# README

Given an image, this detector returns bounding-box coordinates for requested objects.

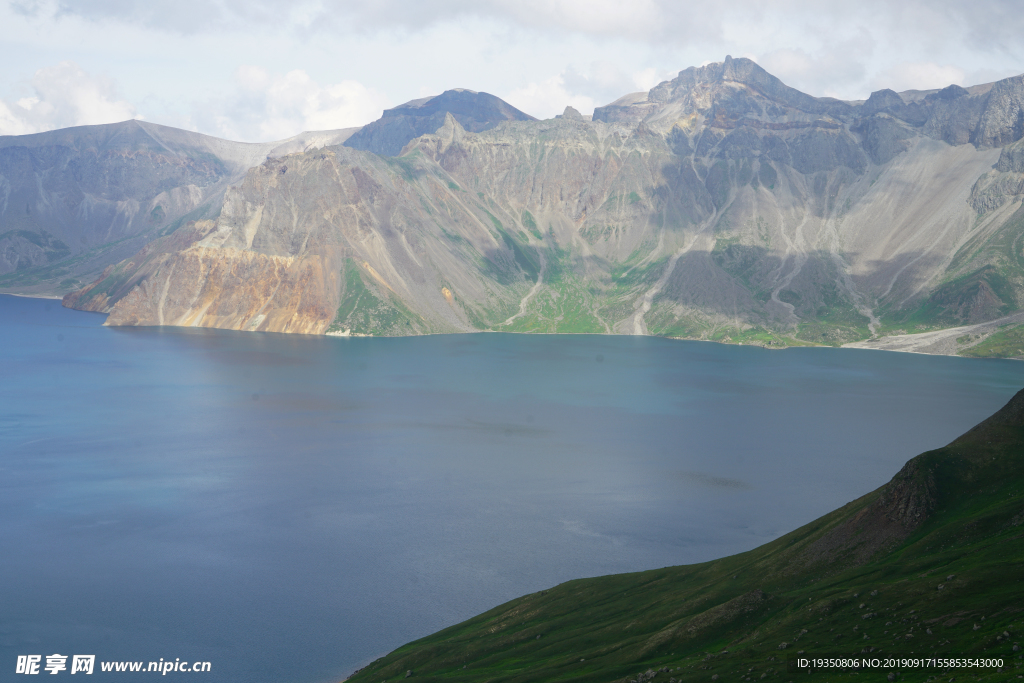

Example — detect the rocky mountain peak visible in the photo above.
[559,106,584,121]
[928,84,970,102]
[861,88,905,116]
[589,58,1024,156]
[594,56,853,129]
[649,55,791,101]
[344,89,535,157]
[410,112,468,156]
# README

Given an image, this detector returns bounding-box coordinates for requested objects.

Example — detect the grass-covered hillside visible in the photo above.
[345,389,1024,683]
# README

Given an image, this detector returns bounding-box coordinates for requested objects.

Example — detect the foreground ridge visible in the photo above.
[345,389,1024,682]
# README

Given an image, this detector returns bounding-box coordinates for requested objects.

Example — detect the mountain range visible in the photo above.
[0,121,356,295]
[3,57,1024,356]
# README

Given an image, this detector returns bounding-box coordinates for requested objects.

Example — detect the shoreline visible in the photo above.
[2,292,64,300]
[6,292,1020,360]
[842,310,1024,359]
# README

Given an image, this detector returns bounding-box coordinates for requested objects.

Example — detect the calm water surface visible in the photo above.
[2,294,1022,682]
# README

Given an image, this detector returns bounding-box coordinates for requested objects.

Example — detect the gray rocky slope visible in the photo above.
[344,89,536,157]
[51,58,1024,350]
[0,120,355,295]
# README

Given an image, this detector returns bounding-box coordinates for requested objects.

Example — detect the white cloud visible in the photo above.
[28,0,674,38]
[515,61,686,119]
[505,75,596,120]
[0,61,137,135]
[35,0,1024,57]
[0,61,390,142]
[758,49,816,83]
[236,64,272,92]
[633,68,672,92]
[757,33,872,100]
[191,67,391,142]
[495,0,668,39]
[3,0,1024,139]
[504,62,673,120]
[0,102,33,136]
[870,62,969,94]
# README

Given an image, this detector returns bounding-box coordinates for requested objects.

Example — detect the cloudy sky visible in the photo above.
[0,0,1021,142]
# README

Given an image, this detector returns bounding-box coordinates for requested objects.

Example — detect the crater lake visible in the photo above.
[2,293,1023,682]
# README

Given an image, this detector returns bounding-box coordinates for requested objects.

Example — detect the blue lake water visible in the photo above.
[2,293,1023,682]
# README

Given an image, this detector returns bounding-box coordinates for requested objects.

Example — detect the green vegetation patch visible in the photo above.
[758,162,777,190]
[579,223,621,245]
[609,255,667,289]
[439,225,467,245]
[521,210,542,240]
[710,240,771,303]
[947,202,1024,276]
[159,201,217,237]
[961,323,1024,358]
[386,153,423,182]
[793,282,872,346]
[0,230,72,263]
[502,244,611,333]
[795,318,869,347]
[650,314,805,348]
[882,202,1024,337]
[503,276,605,334]
[646,309,728,341]
[896,265,1016,329]
[484,211,540,283]
[71,263,136,302]
[328,259,426,336]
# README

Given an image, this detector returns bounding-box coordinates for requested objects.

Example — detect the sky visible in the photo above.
[0,0,1022,143]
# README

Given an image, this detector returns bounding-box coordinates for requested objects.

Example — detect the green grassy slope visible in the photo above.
[345,390,1024,683]
[962,323,1024,359]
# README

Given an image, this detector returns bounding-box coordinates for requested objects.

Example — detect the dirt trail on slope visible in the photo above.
[630,206,721,335]
[767,210,809,326]
[499,252,547,327]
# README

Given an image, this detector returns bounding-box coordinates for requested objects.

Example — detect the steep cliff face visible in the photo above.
[66,140,539,334]
[0,121,355,296]
[64,59,1024,347]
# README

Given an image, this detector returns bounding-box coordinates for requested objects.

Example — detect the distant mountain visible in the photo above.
[342,386,1024,682]
[343,88,536,157]
[0,120,355,295]
[6,56,1021,355]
